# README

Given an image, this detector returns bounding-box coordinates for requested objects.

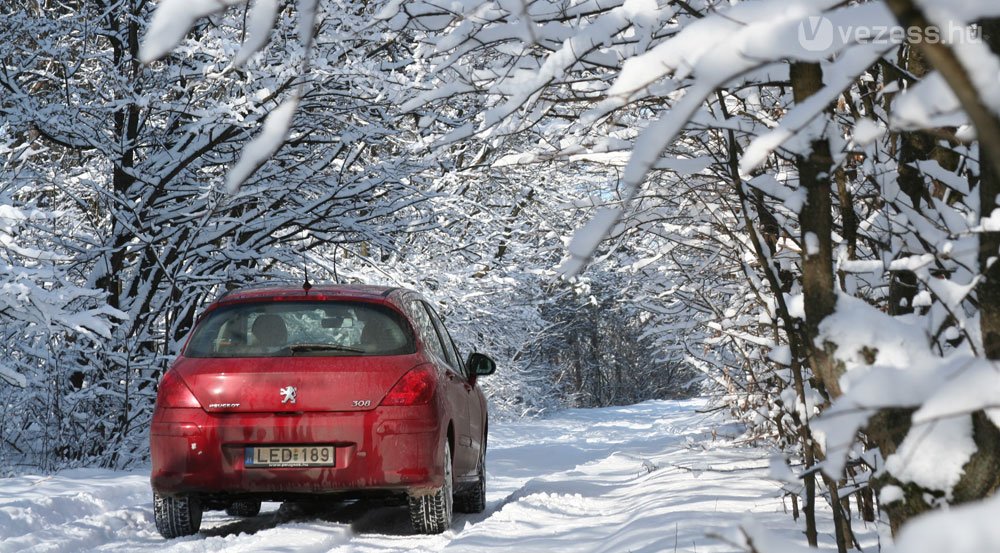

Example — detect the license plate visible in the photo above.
[244,446,335,467]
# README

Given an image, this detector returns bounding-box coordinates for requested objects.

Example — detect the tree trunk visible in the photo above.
[888,45,930,316]
[791,62,842,399]
[977,19,1000,359]
[822,475,849,553]
[866,407,920,535]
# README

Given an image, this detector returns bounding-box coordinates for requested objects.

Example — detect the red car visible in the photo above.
[149,284,495,538]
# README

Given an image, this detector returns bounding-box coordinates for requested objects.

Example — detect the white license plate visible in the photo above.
[244,446,335,467]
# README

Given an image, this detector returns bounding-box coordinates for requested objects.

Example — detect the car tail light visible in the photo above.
[381,367,435,406]
[156,370,201,408]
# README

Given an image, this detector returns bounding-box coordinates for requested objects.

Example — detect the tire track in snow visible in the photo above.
[1,400,846,552]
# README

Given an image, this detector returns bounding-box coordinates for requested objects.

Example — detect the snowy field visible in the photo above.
[0,400,863,552]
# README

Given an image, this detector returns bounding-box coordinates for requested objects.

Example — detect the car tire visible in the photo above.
[153,491,202,539]
[408,441,453,534]
[225,499,262,517]
[454,448,486,513]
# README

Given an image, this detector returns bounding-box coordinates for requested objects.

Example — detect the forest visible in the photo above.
[2,0,999,551]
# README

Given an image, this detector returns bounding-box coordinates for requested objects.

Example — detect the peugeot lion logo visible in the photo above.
[279,386,297,404]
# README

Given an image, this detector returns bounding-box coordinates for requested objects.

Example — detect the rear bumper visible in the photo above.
[150,406,444,497]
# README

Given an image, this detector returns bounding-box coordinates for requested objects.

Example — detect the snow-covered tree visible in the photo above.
[385,0,1000,548]
[0,0,436,466]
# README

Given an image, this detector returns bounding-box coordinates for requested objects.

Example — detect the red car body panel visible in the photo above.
[177,355,419,414]
[150,285,487,501]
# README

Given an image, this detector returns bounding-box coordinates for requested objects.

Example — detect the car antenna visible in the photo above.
[303,266,312,293]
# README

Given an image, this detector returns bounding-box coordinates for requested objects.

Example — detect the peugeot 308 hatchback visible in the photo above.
[150,284,496,538]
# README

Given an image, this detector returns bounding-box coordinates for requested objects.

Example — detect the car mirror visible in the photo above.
[466,352,496,376]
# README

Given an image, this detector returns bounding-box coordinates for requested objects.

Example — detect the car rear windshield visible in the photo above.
[184,301,415,358]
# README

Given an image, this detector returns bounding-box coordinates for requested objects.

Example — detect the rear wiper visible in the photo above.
[287,343,364,355]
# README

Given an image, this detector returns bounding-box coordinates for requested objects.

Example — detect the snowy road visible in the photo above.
[1,400,838,552]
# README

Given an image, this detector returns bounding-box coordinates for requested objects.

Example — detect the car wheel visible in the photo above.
[153,491,203,539]
[408,441,454,534]
[225,499,262,517]
[454,448,486,513]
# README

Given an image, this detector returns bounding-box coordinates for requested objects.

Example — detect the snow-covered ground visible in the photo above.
[0,400,864,552]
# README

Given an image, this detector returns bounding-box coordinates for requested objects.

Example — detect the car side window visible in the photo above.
[448,335,465,375]
[421,302,463,375]
[408,299,448,363]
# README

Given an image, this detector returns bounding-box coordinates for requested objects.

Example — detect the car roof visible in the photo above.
[214,283,405,305]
